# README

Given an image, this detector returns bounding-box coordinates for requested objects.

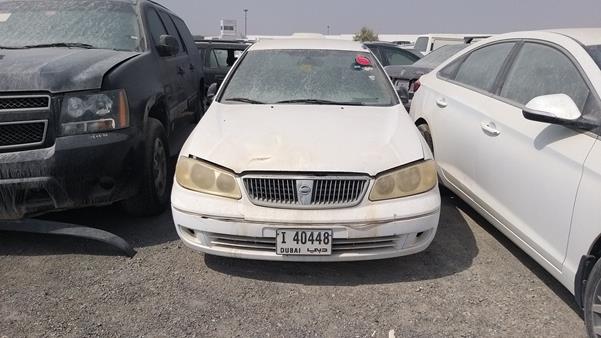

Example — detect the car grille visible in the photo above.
[243,176,370,209]
[0,121,47,149]
[206,233,401,253]
[0,96,50,111]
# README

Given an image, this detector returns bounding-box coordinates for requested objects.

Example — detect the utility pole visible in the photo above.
[327,25,330,35]
[243,9,248,38]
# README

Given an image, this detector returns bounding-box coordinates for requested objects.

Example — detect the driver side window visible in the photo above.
[499,43,590,111]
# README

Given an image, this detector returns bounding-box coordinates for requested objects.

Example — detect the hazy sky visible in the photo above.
[156,0,601,37]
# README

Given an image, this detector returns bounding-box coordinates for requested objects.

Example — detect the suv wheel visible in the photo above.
[121,118,170,216]
[417,123,434,154]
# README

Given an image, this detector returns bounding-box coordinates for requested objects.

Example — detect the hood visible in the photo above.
[0,48,140,93]
[181,103,425,176]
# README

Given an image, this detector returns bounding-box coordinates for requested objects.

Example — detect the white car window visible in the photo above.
[500,43,590,110]
[453,43,515,92]
[220,49,398,106]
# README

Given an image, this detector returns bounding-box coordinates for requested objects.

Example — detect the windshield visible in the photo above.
[0,0,141,51]
[220,49,398,106]
[587,45,601,69]
[413,44,468,69]
[414,37,429,52]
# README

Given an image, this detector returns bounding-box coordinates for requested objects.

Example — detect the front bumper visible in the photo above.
[0,130,141,219]
[171,182,441,262]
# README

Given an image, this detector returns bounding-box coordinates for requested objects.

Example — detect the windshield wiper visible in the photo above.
[0,45,27,50]
[275,99,365,106]
[225,97,265,104]
[23,42,97,49]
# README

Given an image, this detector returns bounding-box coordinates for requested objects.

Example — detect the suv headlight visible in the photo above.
[369,160,437,201]
[60,89,129,136]
[175,157,242,199]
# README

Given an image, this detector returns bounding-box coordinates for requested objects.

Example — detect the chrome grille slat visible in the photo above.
[243,175,369,209]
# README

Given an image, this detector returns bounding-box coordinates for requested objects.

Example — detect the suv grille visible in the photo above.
[243,176,369,209]
[0,96,50,111]
[0,121,47,149]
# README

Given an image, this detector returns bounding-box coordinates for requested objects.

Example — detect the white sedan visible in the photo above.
[171,38,441,262]
[410,28,601,335]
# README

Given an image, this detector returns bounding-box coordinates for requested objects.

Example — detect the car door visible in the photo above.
[427,42,517,196]
[157,11,191,121]
[171,15,201,106]
[475,41,598,270]
[145,7,181,136]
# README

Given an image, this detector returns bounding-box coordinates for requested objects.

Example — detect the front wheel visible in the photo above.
[585,258,601,337]
[417,123,434,155]
[121,118,170,217]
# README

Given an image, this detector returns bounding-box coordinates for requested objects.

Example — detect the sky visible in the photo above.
[156,0,601,37]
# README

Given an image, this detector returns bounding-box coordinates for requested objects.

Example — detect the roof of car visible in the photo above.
[546,28,601,46]
[249,38,368,52]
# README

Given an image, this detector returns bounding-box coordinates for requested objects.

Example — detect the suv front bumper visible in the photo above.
[0,130,141,220]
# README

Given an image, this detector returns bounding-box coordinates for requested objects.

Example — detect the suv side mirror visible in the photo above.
[158,35,179,57]
[206,83,218,103]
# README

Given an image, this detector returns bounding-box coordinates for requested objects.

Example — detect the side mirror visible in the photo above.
[206,83,218,103]
[157,35,179,57]
[523,94,599,129]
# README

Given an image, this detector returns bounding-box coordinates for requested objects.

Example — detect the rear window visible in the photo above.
[220,49,398,106]
[587,45,601,69]
[413,44,468,69]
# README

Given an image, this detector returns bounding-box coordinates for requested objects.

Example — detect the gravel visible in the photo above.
[0,191,586,337]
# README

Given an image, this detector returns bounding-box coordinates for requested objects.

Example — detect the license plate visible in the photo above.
[276,229,333,256]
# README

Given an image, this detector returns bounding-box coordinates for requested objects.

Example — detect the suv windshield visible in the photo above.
[587,45,601,69]
[414,44,468,69]
[0,0,141,51]
[220,49,398,106]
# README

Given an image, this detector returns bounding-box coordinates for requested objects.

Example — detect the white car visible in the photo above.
[171,38,441,262]
[409,28,601,335]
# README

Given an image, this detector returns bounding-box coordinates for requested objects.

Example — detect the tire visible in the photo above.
[193,89,206,123]
[417,123,434,155]
[121,118,170,217]
[585,258,601,337]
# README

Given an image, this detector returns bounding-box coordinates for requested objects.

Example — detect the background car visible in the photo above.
[409,28,601,336]
[195,39,250,108]
[411,34,491,55]
[0,0,202,219]
[364,41,421,67]
[385,44,470,110]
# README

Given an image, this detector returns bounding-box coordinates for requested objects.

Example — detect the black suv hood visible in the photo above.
[0,48,140,93]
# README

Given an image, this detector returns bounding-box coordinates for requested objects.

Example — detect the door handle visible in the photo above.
[177,66,185,76]
[189,64,195,71]
[436,98,448,108]
[481,122,500,136]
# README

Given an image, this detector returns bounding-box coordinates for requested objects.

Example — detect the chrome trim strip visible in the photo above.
[0,120,48,150]
[0,95,51,112]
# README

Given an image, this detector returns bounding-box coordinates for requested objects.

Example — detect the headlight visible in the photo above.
[175,157,242,199]
[60,89,129,136]
[369,160,437,201]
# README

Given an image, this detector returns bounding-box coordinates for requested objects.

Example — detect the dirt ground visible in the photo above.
[0,191,586,337]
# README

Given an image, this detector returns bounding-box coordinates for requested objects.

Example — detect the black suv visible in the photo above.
[0,0,203,219]
[195,40,249,104]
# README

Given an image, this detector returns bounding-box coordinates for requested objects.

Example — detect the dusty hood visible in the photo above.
[181,103,425,176]
[0,48,140,92]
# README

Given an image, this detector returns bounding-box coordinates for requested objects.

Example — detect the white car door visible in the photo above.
[475,41,598,270]
[425,42,516,196]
